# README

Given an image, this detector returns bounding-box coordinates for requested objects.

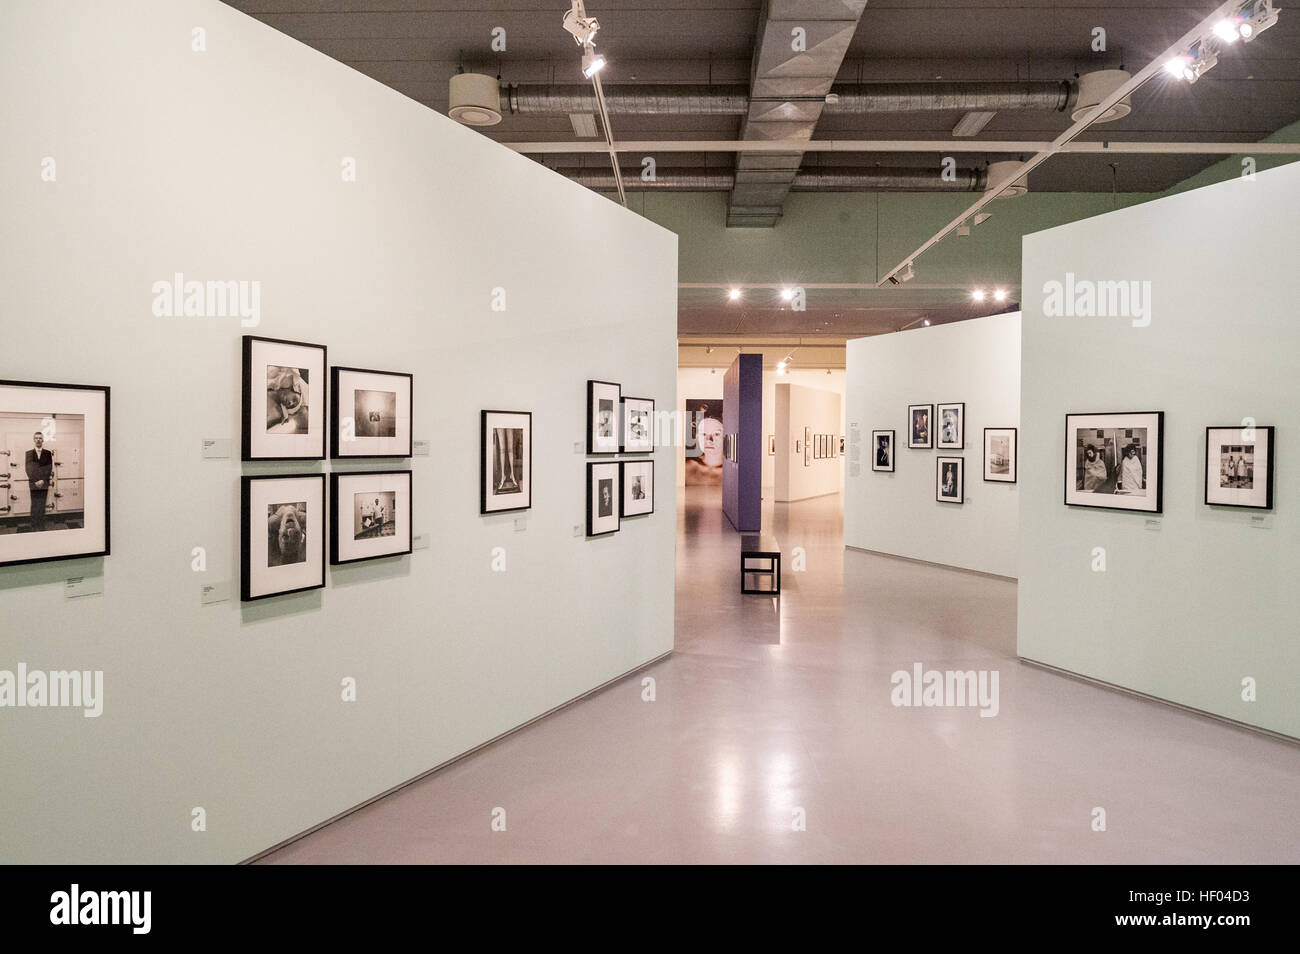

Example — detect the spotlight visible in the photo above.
[776,362,787,376]
[993,288,1007,302]
[780,287,794,301]
[581,52,607,78]
[1244,0,1279,39]
[1164,54,1191,79]
[1213,18,1243,43]
[900,262,915,283]
[728,287,741,301]
[972,289,986,302]
[562,1,600,46]
[923,319,931,327]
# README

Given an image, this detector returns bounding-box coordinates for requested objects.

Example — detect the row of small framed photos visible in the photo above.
[907,402,965,449]
[242,471,411,601]
[871,427,1018,486]
[243,335,412,461]
[586,380,654,455]
[869,412,1277,513]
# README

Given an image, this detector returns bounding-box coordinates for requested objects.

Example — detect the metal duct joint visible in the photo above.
[500,81,1074,116]
[555,166,987,192]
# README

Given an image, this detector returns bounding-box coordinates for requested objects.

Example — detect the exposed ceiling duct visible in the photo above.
[552,165,987,192]
[497,80,1075,117]
[728,0,870,228]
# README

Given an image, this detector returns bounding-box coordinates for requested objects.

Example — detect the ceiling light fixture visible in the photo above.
[923,319,931,327]
[582,51,607,78]
[562,0,600,46]
[780,287,794,301]
[728,287,741,301]
[972,289,986,302]
[993,288,1007,302]
[900,262,915,282]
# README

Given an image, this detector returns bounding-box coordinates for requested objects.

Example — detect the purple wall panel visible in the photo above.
[722,353,763,532]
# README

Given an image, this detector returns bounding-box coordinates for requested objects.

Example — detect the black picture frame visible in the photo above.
[1204,425,1274,510]
[620,396,655,454]
[937,402,965,449]
[586,461,620,536]
[240,473,326,601]
[1064,411,1164,513]
[936,456,964,504]
[620,459,655,517]
[587,380,621,455]
[330,470,413,565]
[908,404,934,449]
[330,366,413,459]
[983,427,1018,483]
[871,429,895,472]
[0,380,111,569]
[242,335,328,461]
[480,409,532,514]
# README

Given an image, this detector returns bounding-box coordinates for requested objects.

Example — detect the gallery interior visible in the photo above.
[2,0,1298,871]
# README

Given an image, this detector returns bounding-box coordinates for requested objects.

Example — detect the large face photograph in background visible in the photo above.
[0,381,110,568]
[1064,412,1163,513]
[684,399,724,486]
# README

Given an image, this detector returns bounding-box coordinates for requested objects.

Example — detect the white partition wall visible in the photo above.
[844,313,1021,577]
[1020,164,1299,739]
[774,382,843,502]
[0,0,677,862]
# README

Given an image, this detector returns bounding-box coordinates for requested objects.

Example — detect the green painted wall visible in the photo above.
[633,121,1300,304]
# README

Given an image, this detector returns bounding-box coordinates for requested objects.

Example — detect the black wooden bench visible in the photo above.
[740,533,781,595]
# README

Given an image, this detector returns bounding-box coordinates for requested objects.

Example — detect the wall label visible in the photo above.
[412,533,431,550]
[200,580,232,605]
[65,576,104,599]
[201,438,231,459]
[412,440,431,457]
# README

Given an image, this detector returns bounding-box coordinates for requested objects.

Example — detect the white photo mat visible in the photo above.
[333,368,412,457]
[246,338,326,459]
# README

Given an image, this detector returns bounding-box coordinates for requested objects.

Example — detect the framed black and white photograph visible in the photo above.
[908,404,933,449]
[330,367,412,458]
[1064,412,1164,513]
[769,434,775,456]
[621,396,654,454]
[983,427,1017,483]
[937,402,965,449]
[0,380,110,569]
[587,461,620,536]
[481,410,531,514]
[1205,425,1274,509]
[587,380,621,455]
[620,459,654,518]
[241,473,325,601]
[840,436,845,455]
[872,429,895,472]
[242,335,327,461]
[804,426,811,466]
[330,470,412,565]
[936,456,964,504]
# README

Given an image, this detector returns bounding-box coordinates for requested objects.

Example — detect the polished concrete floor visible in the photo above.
[261,487,1300,864]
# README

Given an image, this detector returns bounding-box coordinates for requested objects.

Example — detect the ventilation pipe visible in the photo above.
[494,80,1076,118]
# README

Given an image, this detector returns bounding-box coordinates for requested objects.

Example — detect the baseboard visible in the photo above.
[239,649,674,864]
[1019,656,1300,747]
[844,544,1017,582]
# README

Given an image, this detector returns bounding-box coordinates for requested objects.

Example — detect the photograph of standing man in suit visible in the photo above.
[25,430,53,533]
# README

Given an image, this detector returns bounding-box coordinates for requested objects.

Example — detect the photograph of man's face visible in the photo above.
[598,479,613,517]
